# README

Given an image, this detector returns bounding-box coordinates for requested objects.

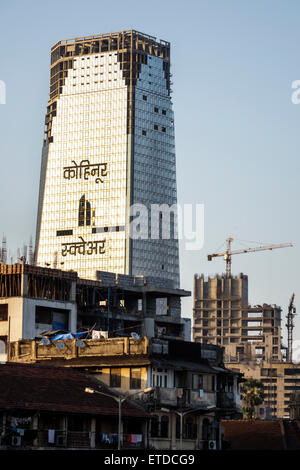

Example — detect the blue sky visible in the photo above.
[0,0,299,345]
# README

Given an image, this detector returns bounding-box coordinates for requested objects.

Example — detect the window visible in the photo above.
[162,109,166,115]
[150,415,169,438]
[154,124,158,130]
[152,368,168,387]
[160,416,169,438]
[143,95,147,101]
[142,130,147,136]
[150,416,159,437]
[162,127,166,133]
[130,368,141,389]
[185,417,197,439]
[202,418,210,441]
[0,305,8,322]
[78,195,91,226]
[192,374,203,389]
[56,229,73,237]
[0,337,6,354]
[261,368,277,377]
[35,306,69,330]
[110,368,121,388]
[154,107,159,113]
[285,369,300,376]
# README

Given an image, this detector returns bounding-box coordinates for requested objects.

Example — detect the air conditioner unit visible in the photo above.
[56,434,66,447]
[208,440,217,450]
[11,435,22,446]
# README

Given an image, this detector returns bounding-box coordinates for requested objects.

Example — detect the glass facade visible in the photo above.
[35,31,180,287]
[132,55,179,286]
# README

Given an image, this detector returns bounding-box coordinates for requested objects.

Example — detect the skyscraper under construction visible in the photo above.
[35,30,180,286]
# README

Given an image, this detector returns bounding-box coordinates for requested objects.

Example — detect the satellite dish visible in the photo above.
[131,332,140,341]
[76,340,86,348]
[41,337,50,346]
[56,342,65,351]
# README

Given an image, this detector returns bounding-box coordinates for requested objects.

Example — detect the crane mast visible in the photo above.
[286,293,296,363]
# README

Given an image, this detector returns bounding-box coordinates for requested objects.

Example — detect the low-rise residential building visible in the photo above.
[0,362,148,449]
[8,336,242,450]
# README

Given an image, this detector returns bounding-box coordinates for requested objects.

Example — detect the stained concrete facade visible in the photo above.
[193,274,283,362]
[227,360,300,419]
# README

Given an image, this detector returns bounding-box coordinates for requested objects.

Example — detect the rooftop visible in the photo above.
[0,362,147,418]
[51,30,170,49]
[221,419,300,450]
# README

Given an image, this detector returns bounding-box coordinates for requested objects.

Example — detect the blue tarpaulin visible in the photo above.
[51,331,88,341]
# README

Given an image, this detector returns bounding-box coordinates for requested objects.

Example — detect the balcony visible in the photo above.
[9,337,150,362]
[150,387,216,409]
[0,429,144,449]
[216,392,236,409]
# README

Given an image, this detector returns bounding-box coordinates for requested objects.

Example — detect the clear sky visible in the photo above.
[0,0,299,347]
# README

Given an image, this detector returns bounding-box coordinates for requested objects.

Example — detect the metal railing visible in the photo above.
[0,429,144,449]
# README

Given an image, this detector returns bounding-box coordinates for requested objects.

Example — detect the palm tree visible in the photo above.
[240,378,264,419]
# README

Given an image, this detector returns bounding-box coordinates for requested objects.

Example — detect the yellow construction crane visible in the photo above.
[207,237,293,278]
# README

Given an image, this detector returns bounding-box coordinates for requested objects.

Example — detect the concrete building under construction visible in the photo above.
[192,273,300,419]
[193,273,283,362]
[0,262,190,362]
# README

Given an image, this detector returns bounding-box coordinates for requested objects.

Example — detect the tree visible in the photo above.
[240,378,264,419]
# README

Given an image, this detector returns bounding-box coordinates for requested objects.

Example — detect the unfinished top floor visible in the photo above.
[49,30,172,102]
[194,273,249,304]
[51,30,170,64]
[0,263,189,304]
[0,263,191,360]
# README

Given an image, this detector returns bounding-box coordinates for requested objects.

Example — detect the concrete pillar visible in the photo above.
[31,340,37,360]
[142,293,147,317]
[142,420,148,449]
[63,416,68,447]
[90,418,96,449]
[70,281,76,302]
[143,318,154,338]
[33,413,39,447]
[71,339,78,358]
[170,413,177,450]
[1,413,6,437]
[196,415,202,449]
[21,274,28,297]
[124,337,129,354]
[69,305,77,333]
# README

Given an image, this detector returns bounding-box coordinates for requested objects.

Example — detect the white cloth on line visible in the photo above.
[48,429,55,444]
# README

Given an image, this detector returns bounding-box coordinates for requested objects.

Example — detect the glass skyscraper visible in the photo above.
[35,30,180,287]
